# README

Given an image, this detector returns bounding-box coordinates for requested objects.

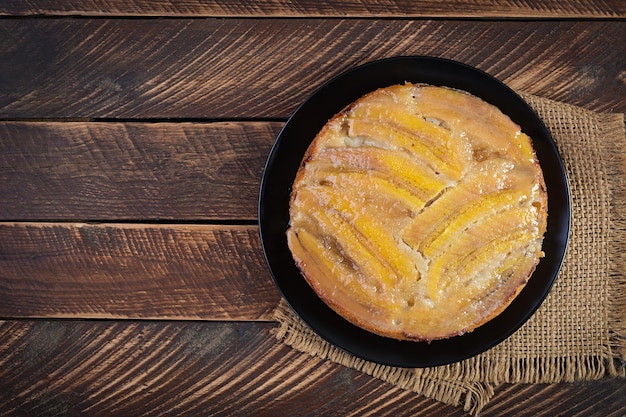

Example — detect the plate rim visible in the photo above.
[259,55,571,368]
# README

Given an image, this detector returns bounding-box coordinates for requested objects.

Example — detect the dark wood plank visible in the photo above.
[1,0,623,18]
[484,383,626,416]
[0,320,462,416]
[0,19,623,119]
[1,320,624,416]
[0,223,280,320]
[0,121,279,221]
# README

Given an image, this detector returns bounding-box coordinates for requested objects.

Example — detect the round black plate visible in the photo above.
[259,56,571,368]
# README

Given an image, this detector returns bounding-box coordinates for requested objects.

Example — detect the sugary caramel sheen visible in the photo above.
[287,83,547,341]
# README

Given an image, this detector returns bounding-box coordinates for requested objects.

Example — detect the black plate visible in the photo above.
[259,56,571,368]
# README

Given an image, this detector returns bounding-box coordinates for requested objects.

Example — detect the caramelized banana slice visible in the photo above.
[316,147,451,200]
[426,206,540,299]
[318,171,426,218]
[413,86,535,164]
[291,188,396,290]
[347,118,463,180]
[309,186,418,282]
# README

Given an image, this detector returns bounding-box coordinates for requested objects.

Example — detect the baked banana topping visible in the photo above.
[287,83,547,341]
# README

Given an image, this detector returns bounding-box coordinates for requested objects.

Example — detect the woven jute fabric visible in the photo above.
[272,94,626,415]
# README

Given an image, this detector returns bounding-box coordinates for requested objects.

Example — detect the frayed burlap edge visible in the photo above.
[600,111,626,363]
[272,297,621,416]
[521,94,626,377]
[272,299,496,416]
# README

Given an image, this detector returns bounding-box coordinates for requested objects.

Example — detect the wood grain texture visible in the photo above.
[0,121,279,221]
[0,19,624,119]
[0,223,279,320]
[0,320,624,417]
[0,320,460,416]
[1,5,623,416]
[1,0,624,18]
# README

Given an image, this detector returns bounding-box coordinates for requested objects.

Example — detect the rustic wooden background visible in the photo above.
[1,1,625,416]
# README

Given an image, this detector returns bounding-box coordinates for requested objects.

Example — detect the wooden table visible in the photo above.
[1,2,625,415]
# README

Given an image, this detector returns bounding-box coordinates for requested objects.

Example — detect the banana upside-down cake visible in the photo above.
[287,83,547,341]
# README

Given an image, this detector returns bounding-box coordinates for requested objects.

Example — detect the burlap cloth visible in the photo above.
[272,94,626,415]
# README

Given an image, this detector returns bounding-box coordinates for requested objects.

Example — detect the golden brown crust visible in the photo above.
[287,83,548,341]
